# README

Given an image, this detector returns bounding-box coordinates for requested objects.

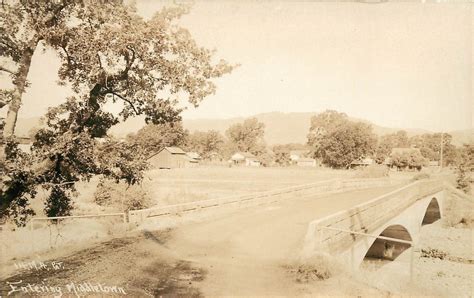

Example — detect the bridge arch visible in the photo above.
[422,197,441,225]
[364,224,412,261]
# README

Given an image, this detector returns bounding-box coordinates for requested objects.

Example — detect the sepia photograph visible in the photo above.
[0,0,473,297]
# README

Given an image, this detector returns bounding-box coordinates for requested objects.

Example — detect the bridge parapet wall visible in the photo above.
[128,177,403,223]
[303,179,444,256]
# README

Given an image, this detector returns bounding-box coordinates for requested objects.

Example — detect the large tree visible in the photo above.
[409,133,456,166]
[225,118,266,155]
[0,2,232,138]
[0,2,235,225]
[186,130,224,160]
[307,111,376,168]
[307,110,349,159]
[375,130,410,164]
[128,122,188,156]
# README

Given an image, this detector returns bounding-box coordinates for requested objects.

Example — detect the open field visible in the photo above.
[142,167,414,207]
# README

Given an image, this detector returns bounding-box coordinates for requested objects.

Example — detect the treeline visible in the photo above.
[127,109,472,172]
[307,110,465,170]
[126,118,272,164]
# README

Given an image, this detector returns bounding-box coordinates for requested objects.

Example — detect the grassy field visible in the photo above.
[143,167,357,206]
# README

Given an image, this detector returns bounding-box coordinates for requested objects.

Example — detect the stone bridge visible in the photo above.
[302,179,446,269]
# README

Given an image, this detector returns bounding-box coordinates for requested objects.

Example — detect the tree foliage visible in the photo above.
[186,130,224,160]
[225,118,266,155]
[128,122,188,156]
[307,110,376,168]
[409,133,456,166]
[456,144,474,193]
[374,130,409,164]
[0,1,235,225]
[390,149,427,171]
[272,145,291,166]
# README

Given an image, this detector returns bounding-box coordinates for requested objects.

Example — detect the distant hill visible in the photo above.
[182,112,432,145]
[15,112,473,146]
[449,129,474,146]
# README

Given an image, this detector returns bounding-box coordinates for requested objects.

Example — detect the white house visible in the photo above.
[350,157,374,169]
[290,150,309,162]
[231,152,260,167]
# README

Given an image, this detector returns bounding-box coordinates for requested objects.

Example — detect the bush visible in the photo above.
[94,179,152,212]
[285,253,343,283]
[353,164,389,179]
[411,173,431,182]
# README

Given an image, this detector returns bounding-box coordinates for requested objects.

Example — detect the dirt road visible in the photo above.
[1,186,398,297]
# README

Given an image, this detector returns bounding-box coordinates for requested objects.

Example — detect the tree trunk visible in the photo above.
[3,42,37,140]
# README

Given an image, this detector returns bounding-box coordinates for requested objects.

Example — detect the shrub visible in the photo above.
[285,253,343,283]
[94,179,152,212]
[353,164,389,179]
[411,173,430,182]
[420,248,447,260]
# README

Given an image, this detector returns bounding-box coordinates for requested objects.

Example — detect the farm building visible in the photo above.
[148,147,198,169]
[297,157,317,167]
[350,157,374,169]
[186,152,201,161]
[231,152,261,167]
[290,150,309,162]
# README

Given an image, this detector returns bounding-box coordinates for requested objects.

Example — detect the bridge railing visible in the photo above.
[128,177,402,223]
[304,179,443,254]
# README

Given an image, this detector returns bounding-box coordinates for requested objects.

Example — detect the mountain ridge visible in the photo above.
[14,112,473,146]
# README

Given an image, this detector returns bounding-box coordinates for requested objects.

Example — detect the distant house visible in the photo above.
[428,161,439,167]
[186,152,201,161]
[290,150,309,162]
[297,157,317,167]
[148,147,198,169]
[350,157,374,169]
[231,152,260,167]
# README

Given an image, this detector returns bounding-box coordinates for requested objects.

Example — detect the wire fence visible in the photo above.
[26,213,127,254]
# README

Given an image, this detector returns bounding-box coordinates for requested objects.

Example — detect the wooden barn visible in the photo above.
[148,147,198,169]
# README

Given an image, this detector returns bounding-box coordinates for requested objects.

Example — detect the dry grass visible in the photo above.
[143,167,354,206]
[352,164,389,179]
[284,253,344,283]
[443,189,474,228]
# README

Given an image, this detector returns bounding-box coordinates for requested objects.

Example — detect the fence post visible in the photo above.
[29,219,35,254]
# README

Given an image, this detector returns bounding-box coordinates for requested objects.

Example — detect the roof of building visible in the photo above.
[186,156,199,163]
[186,152,201,159]
[147,146,186,160]
[166,147,186,154]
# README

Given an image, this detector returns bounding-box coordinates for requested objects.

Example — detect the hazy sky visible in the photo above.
[3,1,473,132]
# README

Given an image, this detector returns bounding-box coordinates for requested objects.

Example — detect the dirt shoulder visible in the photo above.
[1,229,206,297]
